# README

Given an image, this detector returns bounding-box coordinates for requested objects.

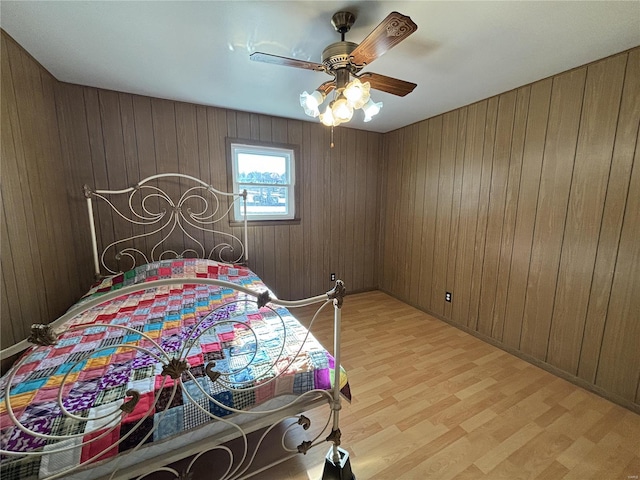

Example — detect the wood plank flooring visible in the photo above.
[266,290,640,480]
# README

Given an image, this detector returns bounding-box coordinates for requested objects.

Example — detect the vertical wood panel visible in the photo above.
[0,246,17,347]
[84,87,115,271]
[320,127,333,294]
[100,89,134,270]
[578,50,640,383]
[491,86,530,341]
[352,130,367,291]
[132,95,160,257]
[1,31,87,348]
[175,101,205,253]
[468,97,498,330]
[444,107,467,320]
[363,131,380,290]
[386,127,405,294]
[118,93,147,257]
[431,112,457,316]
[381,130,401,292]
[300,122,313,297]
[476,91,517,336]
[1,194,21,344]
[211,108,237,262]
[501,79,552,349]
[1,43,47,335]
[7,37,62,317]
[417,117,442,312]
[40,67,78,293]
[407,123,427,305]
[547,54,627,373]
[402,124,419,301]
[287,120,304,300]
[452,101,487,325]
[596,133,640,401]
[426,116,445,314]
[519,68,586,360]
[334,127,345,292]
[310,126,325,295]
[54,82,96,288]
[272,117,290,297]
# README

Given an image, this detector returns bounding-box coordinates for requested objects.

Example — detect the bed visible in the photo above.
[0,174,353,480]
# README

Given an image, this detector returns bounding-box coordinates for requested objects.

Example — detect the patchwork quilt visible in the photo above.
[0,259,349,479]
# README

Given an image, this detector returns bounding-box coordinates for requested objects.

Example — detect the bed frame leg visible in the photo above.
[322,446,355,480]
[323,280,355,479]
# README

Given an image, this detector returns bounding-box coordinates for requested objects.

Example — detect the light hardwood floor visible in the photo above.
[267,290,640,480]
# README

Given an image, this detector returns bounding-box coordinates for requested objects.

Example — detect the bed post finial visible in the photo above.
[326,280,346,308]
[257,290,271,309]
[28,324,58,346]
[161,358,189,379]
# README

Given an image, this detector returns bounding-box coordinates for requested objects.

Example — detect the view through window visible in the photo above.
[229,142,296,221]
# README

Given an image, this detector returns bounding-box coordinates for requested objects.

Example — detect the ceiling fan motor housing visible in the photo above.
[322,41,359,71]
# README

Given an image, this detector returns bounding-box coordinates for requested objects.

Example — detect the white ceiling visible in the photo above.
[1,1,639,133]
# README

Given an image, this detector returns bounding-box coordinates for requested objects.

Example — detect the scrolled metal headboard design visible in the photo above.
[84,173,249,276]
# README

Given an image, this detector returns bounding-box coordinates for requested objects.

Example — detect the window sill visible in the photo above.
[229,218,301,227]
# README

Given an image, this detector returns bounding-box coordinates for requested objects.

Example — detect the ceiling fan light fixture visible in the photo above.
[332,96,354,123]
[320,104,337,126]
[343,78,371,109]
[362,98,383,122]
[300,90,325,117]
[252,11,417,127]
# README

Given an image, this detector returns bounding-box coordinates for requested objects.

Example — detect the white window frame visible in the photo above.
[229,141,296,222]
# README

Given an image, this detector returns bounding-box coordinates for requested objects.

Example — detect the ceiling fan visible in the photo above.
[250,11,418,126]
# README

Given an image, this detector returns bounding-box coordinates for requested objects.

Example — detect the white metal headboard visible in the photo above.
[84,173,248,277]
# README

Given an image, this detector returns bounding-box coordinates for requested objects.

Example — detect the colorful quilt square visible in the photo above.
[153,406,184,441]
[118,416,154,452]
[156,384,184,411]
[182,397,210,429]
[209,391,233,418]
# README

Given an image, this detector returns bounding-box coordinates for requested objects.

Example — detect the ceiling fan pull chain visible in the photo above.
[331,125,335,149]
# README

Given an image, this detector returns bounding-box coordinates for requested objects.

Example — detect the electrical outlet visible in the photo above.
[330,273,336,281]
[445,292,452,303]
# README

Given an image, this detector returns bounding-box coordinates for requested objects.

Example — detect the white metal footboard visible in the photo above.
[0,278,347,480]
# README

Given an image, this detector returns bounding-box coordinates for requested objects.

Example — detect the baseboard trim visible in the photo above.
[379,288,640,415]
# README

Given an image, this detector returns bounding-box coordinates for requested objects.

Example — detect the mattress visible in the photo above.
[0,259,350,479]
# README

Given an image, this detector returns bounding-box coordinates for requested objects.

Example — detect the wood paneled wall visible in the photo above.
[379,48,640,410]
[1,32,92,351]
[53,88,381,301]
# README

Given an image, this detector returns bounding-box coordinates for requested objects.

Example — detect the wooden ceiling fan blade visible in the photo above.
[317,80,336,96]
[359,72,417,97]
[250,52,325,72]
[350,11,418,67]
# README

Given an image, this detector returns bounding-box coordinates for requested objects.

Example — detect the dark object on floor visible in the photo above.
[322,447,355,480]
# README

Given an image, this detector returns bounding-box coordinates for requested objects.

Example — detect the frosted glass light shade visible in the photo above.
[362,98,383,122]
[320,105,336,126]
[300,90,325,118]
[343,79,371,110]
[332,97,353,123]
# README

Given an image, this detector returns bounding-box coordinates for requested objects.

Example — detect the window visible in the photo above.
[228,139,298,222]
